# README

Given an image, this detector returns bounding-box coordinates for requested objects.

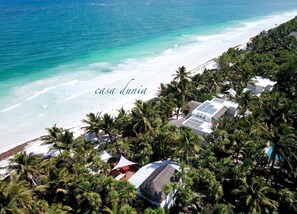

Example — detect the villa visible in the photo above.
[101,153,180,209]
[128,161,180,209]
[181,98,239,137]
[243,76,277,96]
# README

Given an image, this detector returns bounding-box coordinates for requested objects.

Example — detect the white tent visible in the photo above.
[100,151,112,162]
[112,155,137,170]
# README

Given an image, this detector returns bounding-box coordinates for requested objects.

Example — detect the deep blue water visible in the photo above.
[1,0,297,87]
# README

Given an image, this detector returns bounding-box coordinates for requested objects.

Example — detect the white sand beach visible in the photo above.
[0,11,297,161]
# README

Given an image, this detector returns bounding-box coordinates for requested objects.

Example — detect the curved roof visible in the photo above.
[139,164,177,203]
[128,160,180,189]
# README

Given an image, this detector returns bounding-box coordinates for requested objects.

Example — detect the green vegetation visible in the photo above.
[1,17,297,214]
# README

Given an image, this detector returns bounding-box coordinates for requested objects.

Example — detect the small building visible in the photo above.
[289,31,297,40]
[224,88,237,99]
[129,161,180,209]
[243,76,277,96]
[181,98,238,137]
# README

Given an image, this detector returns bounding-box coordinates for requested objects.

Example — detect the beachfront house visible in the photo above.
[243,76,277,96]
[129,161,180,209]
[181,98,239,137]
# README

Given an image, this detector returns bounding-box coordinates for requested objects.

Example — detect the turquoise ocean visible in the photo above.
[0,0,297,150]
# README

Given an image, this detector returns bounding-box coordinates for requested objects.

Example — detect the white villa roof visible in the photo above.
[181,98,238,134]
[191,98,238,121]
[250,76,277,87]
[225,88,237,98]
[112,155,137,170]
[217,98,239,109]
[243,76,277,96]
[182,117,213,134]
[192,100,225,122]
[128,161,180,189]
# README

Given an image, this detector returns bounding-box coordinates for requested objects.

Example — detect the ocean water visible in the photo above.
[0,0,297,150]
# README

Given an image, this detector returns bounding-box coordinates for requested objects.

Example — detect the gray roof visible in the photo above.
[290,31,297,39]
[212,106,228,120]
[139,164,177,203]
[168,101,201,128]
[182,117,204,130]
[196,101,217,114]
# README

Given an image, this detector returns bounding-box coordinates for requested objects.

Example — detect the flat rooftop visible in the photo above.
[182,117,212,134]
[249,76,277,88]
[182,98,238,133]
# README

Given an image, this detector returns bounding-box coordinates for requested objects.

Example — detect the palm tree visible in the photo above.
[35,168,73,204]
[131,100,158,136]
[172,66,191,83]
[82,112,102,139]
[42,125,75,153]
[144,208,166,214]
[116,138,133,159]
[153,125,180,160]
[268,124,297,174]
[260,91,291,129]
[276,55,297,99]
[42,124,63,145]
[208,180,224,203]
[101,113,116,142]
[209,125,232,158]
[172,66,193,114]
[277,188,297,213]
[158,94,176,118]
[191,73,204,88]
[237,90,257,115]
[0,172,32,213]
[103,203,137,214]
[8,151,40,187]
[137,133,154,165]
[177,128,203,163]
[231,177,278,213]
[115,107,130,135]
[206,71,223,95]
[76,191,102,213]
[231,130,253,163]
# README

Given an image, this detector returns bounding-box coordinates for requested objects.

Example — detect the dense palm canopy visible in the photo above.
[0,173,32,214]
[268,124,297,173]
[8,151,40,186]
[231,177,278,213]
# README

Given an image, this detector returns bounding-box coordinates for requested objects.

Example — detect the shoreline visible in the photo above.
[0,56,219,161]
[0,11,296,160]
